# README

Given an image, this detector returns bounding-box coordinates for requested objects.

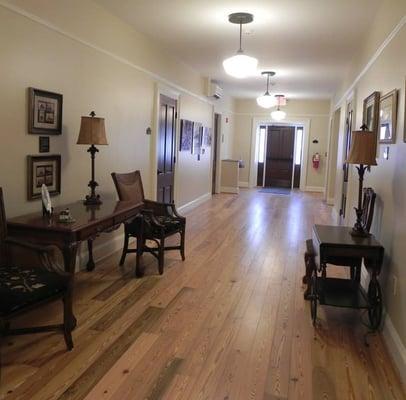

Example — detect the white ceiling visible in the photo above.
[95,0,381,99]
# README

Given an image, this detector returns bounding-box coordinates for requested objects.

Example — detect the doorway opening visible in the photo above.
[255,124,304,189]
[157,94,177,203]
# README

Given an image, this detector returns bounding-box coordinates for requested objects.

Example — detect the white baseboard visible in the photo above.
[326,197,335,205]
[221,186,239,194]
[178,192,211,214]
[382,314,406,386]
[305,186,324,193]
[238,181,249,188]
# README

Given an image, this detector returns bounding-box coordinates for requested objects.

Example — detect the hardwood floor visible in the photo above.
[1,190,405,400]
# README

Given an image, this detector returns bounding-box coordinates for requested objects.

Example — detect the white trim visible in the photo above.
[305,186,324,193]
[382,315,406,386]
[0,1,214,106]
[233,112,329,118]
[335,15,406,109]
[238,181,249,188]
[178,192,211,214]
[220,186,239,194]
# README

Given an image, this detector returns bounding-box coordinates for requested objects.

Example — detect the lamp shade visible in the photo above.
[271,109,286,121]
[77,115,108,145]
[346,129,377,165]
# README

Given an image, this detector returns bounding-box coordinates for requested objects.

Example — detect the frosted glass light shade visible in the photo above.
[271,109,286,121]
[223,53,258,79]
[256,93,277,108]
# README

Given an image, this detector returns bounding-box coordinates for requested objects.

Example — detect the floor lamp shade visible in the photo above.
[77,115,108,145]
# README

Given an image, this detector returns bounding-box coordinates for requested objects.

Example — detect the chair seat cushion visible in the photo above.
[0,265,69,315]
[126,214,183,236]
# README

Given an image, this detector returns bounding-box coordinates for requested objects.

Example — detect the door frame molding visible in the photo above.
[249,117,311,191]
[152,83,180,203]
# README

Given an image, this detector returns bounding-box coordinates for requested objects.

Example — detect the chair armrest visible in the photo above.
[143,199,185,221]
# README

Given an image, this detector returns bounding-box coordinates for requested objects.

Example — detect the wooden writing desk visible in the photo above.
[7,199,143,275]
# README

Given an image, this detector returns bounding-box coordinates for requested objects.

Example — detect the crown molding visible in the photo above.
[335,15,406,109]
[0,1,214,106]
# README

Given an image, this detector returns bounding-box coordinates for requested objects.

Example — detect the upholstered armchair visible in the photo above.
[111,171,186,276]
[0,188,74,370]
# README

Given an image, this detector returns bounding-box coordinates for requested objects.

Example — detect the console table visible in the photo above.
[307,224,384,331]
[7,199,143,275]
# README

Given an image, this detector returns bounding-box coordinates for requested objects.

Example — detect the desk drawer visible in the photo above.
[114,210,139,225]
[78,218,114,240]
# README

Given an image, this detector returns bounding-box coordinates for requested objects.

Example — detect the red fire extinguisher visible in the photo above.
[312,153,320,169]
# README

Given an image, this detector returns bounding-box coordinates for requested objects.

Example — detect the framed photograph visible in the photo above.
[379,89,398,144]
[28,88,63,135]
[192,122,202,155]
[363,91,380,134]
[27,154,61,200]
[180,119,193,151]
[39,136,50,153]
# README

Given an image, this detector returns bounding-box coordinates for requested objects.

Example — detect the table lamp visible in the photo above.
[346,124,377,236]
[77,111,108,205]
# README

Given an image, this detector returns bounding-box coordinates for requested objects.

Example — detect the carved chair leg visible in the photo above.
[158,237,165,275]
[120,232,129,266]
[180,228,186,261]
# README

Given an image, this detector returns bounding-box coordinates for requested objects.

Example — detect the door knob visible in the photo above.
[157,169,163,175]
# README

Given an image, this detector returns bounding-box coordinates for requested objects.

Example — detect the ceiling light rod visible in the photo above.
[262,71,275,94]
[228,12,253,54]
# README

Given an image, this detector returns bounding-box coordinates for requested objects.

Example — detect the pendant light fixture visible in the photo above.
[257,71,276,108]
[271,95,287,121]
[223,12,258,79]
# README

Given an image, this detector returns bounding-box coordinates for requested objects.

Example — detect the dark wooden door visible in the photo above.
[264,126,295,188]
[157,94,177,203]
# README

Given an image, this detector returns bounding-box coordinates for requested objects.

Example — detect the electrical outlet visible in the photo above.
[393,275,398,296]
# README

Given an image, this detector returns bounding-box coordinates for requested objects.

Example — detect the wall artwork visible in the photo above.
[192,122,202,155]
[180,119,193,151]
[379,89,398,144]
[28,88,63,135]
[202,127,212,147]
[363,91,380,135]
[27,154,61,200]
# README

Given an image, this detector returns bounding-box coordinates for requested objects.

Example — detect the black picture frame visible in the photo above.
[39,136,50,153]
[28,88,63,135]
[27,154,61,200]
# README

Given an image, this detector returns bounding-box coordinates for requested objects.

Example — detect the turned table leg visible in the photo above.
[86,239,96,271]
[62,242,79,329]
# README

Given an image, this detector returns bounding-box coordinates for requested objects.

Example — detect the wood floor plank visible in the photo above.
[1,190,404,400]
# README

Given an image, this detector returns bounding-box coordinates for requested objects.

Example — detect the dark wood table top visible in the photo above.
[7,199,143,233]
[313,224,383,249]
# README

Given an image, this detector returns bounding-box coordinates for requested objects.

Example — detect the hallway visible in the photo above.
[1,190,404,399]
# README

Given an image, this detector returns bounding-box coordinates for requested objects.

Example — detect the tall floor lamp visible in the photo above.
[77,111,108,205]
[346,125,377,236]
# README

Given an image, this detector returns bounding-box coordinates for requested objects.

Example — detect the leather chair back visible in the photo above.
[111,171,145,204]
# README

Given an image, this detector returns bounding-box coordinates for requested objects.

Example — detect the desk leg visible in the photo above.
[62,242,79,330]
[86,239,95,271]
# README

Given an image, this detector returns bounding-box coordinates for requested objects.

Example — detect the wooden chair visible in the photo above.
[303,188,376,298]
[111,171,186,275]
[0,188,74,372]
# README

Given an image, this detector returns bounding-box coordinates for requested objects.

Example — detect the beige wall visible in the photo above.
[0,2,238,266]
[332,11,406,352]
[232,99,331,189]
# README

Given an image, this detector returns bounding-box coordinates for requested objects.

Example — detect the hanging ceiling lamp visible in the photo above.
[257,71,276,108]
[223,12,258,79]
[271,95,287,121]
